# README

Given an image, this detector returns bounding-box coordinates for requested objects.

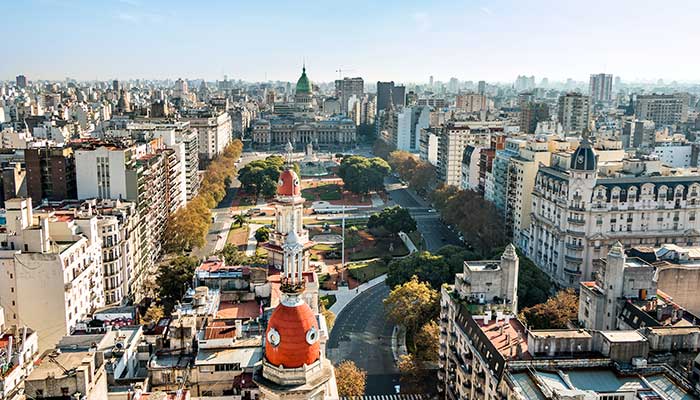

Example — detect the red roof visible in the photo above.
[204,320,237,340]
[265,300,320,368]
[216,301,261,320]
[276,169,301,197]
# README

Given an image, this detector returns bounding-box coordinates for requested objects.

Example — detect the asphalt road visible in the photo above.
[327,284,401,394]
[385,175,461,252]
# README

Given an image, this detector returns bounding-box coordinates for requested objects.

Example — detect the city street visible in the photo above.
[327,284,401,395]
[385,175,461,252]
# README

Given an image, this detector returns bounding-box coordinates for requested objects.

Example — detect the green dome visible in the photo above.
[295,66,312,94]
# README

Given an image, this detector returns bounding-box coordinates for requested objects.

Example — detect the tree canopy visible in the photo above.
[238,155,287,198]
[254,226,270,243]
[431,186,507,257]
[387,245,552,311]
[164,140,243,254]
[334,361,367,396]
[520,289,578,329]
[388,150,437,194]
[384,276,440,336]
[337,155,391,194]
[367,205,417,236]
[157,255,199,313]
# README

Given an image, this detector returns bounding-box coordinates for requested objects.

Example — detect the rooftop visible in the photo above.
[476,315,529,360]
[216,301,261,320]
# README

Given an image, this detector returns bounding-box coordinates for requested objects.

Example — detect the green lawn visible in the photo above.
[348,237,409,261]
[312,243,338,252]
[301,183,342,201]
[347,259,388,283]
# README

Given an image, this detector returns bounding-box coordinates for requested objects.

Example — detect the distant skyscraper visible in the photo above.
[635,93,689,126]
[558,92,591,134]
[334,77,364,115]
[515,75,535,91]
[614,76,622,87]
[429,75,434,87]
[112,79,119,93]
[376,81,406,113]
[478,80,486,95]
[589,73,613,103]
[15,75,27,88]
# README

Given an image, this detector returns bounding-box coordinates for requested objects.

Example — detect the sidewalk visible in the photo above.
[245,223,262,256]
[321,274,387,316]
[391,325,408,363]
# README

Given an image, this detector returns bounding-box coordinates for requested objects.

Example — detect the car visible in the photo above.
[428,208,437,213]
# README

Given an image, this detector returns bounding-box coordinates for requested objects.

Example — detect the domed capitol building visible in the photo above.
[251,65,357,149]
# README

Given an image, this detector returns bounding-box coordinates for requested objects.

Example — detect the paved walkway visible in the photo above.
[245,223,262,256]
[322,274,387,316]
[371,193,385,208]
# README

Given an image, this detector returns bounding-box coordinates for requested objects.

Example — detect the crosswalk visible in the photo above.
[340,395,429,400]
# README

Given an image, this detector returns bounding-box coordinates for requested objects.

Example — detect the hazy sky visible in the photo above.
[3,0,699,84]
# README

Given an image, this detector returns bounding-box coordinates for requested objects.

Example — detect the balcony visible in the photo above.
[565,255,583,263]
[563,266,582,275]
[566,229,586,237]
[566,243,584,251]
[567,218,585,226]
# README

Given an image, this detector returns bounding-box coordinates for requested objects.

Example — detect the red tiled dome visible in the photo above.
[277,169,301,197]
[265,300,320,368]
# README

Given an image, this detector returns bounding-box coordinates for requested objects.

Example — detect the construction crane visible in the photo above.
[336,68,356,80]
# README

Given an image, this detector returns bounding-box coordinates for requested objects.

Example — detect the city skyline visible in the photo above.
[4,0,700,83]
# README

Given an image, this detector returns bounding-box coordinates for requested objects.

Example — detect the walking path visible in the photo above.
[321,274,387,316]
[245,223,262,256]
[371,193,385,208]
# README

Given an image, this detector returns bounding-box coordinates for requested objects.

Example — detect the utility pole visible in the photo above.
[341,204,345,284]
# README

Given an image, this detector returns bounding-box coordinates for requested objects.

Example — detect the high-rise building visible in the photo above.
[519,101,550,134]
[376,81,405,113]
[478,80,486,95]
[589,73,613,103]
[15,75,27,89]
[635,93,689,126]
[180,108,232,165]
[334,77,363,115]
[25,146,78,205]
[112,79,119,93]
[557,92,591,134]
[455,93,493,113]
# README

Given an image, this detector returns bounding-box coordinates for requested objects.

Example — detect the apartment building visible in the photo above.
[180,108,232,165]
[636,93,689,126]
[0,306,39,400]
[436,121,504,187]
[24,145,77,205]
[74,138,184,300]
[528,138,700,288]
[557,92,591,134]
[438,243,699,400]
[0,198,104,351]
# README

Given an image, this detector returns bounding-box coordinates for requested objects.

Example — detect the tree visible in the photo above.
[141,305,165,324]
[321,308,336,331]
[218,243,246,265]
[384,276,440,337]
[334,361,367,396]
[338,155,391,195]
[232,214,249,228]
[414,320,440,363]
[238,155,286,199]
[437,188,507,257]
[397,354,426,393]
[520,289,579,329]
[367,206,417,236]
[409,162,437,194]
[254,226,270,243]
[386,251,452,290]
[372,138,396,160]
[516,249,553,309]
[157,256,198,313]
